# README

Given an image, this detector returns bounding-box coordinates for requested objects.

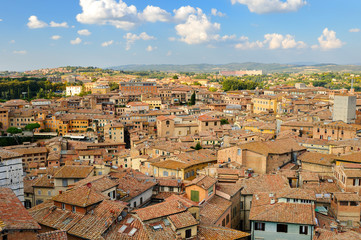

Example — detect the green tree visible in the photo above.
[25,123,40,131]
[220,119,229,125]
[194,142,202,150]
[208,87,217,92]
[190,91,196,105]
[7,127,22,134]
[172,75,179,79]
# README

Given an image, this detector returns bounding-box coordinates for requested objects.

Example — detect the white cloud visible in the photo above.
[314,28,344,50]
[235,34,306,50]
[264,33,306,49]
[124,32,155,50]
[27,15,48,29]
[78,29,91,36]
[211,8,226,17]
[76,0,140,30]
[175,8,220,44]
[13,50,27,55]
[231,0,307,14]
[146,45,157,51]
[51,35,61,40]
[101,40,114,47]
[50,21,69,28]
[9,40,15,44]
[173,6,197,21]
[0,19,3,22]
[70,37,82,45]
[349,28,360,33]
[140,5,171,22]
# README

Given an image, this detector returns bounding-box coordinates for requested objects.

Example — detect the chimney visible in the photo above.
[270,198,276,204]
[87,182,92,188]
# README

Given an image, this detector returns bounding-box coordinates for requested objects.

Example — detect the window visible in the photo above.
[205,122,208,126]
[185,229,192,238]
[299,226,308,235]
[48,190,51,196]
[169,187,174,192]
[163,171,169,177]
[62,179,68,187]
[191,190,199,202]
[350,201,358,206]
[354,179,360,186]
[277,224,288,233]
[240,201,244,210]
[254,222,265,231]
[226,214,229,224]
[140,197,143,205]
[72,206,76,213]
[340,201,348,206]
[37,190,41,195]
[208,186,214,196]
[237,149,241,155]
[133,202,137,208]
[222,219,225,226]
[62,203,65,210]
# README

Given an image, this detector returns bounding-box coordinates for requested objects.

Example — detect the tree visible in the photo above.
[190,91,196,105]
[25,123,40,131]
[7,127,22,135]
[25,123,40,142]
[220,119,229,125]
[194,142,202,150]
[7,127,22,144]
[208,87,217,92]
[172,75,179,79]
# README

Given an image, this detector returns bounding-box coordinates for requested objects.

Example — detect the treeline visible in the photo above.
[0,77,65,100]
[222,77,261,91]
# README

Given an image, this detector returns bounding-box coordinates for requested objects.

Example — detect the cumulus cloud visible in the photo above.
[101,40,114,47]
[146,45,157,51]
[123,32,155,50]
[173,6,197,21]
[78,29,91,36]
[313,28,344,50]
[51,35,61,40]
[0,19,3,22]
[175,8,220,44]
[70,37,82,45]
[50,21,69,28]
[235,34,306,50]
[13,50,27,55]
[211,8,226,17]
[140,5,171,22]
[349,28,360,33]
[264,33,306,49]
[76,0,140,29]
[231,0,307,14]
[27,15,48,29]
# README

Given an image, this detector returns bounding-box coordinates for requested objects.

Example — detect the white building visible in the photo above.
[0,149,24,202]
[333,95,356,123]
[66,86,82,96]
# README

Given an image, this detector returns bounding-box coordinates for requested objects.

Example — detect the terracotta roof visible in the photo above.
[37,230,68,240]
[0,149,22,159]
[11,147,47,155]
[299,152,335,166]
[135,195,197,222]
[105,214,149,240]
[200,195,232,225]
[54,165,94,179]
[333,192,361,202]
[167,211,198,229]
[186,175,217,190]
[239,138,306,156]
[240,174,290,195]
[277,188,316,201]
[249,192,316,225]
[117,175,156,201]
[197,225,250,240]
[0,187,40,230]
[71,175,118,192]
[52,185,108,207]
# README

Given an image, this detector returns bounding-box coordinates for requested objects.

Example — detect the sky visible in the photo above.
[1,0,361,71]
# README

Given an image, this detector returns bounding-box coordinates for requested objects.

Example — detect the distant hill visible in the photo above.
[109,62,361,73]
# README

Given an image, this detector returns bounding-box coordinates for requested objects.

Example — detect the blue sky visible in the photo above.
[0,0,361,71]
